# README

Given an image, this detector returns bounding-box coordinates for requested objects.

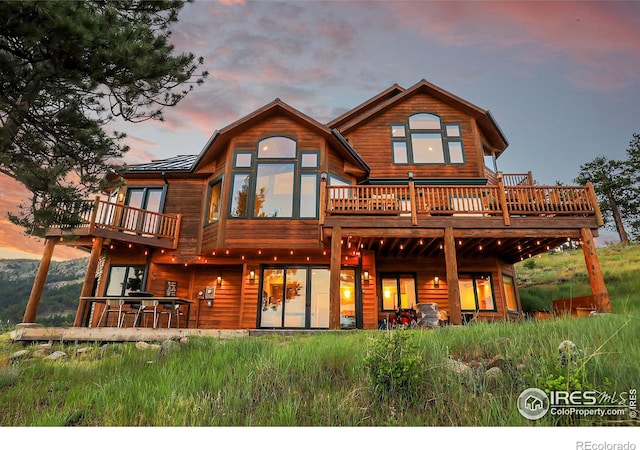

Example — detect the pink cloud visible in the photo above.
[381,1,640,90]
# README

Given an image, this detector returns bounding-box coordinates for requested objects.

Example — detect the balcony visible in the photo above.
[322,181,603,228]
[46,196,181,249]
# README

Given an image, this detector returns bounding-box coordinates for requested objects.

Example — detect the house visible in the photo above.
[21,79,610,332]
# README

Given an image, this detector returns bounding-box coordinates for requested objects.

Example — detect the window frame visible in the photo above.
[502,273,520,313]
[104,265,147,297]
[233,151,254,169]
[459,272,497,313]
[204,176,223,225]
[228,172,252,218]
[390,113,466,166]
[380,273,418,312]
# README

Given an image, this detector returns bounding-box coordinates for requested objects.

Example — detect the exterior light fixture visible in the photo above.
[216,275,222,286]
[407,171,414,180]
[363,270,370,282]
[249,270,256,281]
[434,276,440,288]
[320,172,327,181]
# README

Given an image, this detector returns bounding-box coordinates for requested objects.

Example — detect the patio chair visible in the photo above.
[97,299,126,327]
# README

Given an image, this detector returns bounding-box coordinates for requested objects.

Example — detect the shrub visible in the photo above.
[363,331,424,401]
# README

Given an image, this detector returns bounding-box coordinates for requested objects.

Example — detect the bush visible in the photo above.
[363,331,424,401]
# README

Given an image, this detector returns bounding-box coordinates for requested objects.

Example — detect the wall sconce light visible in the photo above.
[320,172,327,181]
[207,299,213,308]
[434,276,440,288]
[216,275,222,286]
[407,171,414,180]
[249,270,256,281]
[363,270,370,282]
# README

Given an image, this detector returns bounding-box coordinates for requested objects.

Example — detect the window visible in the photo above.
[259,266,358,329]
[123,186,165,235]
[459,273,496,312]
[230,173,250,218]
[105,265,146,296]
[391,113,465,165]
[300,152,319,168]
[234,151,253,168]
[381,274,416,311]
[205,178,222,223]
[503,274,519,312]
[258,136,296,158]
[228,136,319,219]
[255,164,294,218]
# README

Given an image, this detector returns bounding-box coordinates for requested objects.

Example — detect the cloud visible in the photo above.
[379,1,640,90]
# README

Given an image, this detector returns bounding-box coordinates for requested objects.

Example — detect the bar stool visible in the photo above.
[97,299,126,327]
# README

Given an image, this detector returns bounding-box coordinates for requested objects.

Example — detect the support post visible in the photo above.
[408,178,418,226]
[580,228,611,312]
[73,237,104,326]
[319,173,327,226]
[329,227,342,330]
[497,174,511,226]
[22,238,56,323]
[586,182,605,227]
[444,227,462,325]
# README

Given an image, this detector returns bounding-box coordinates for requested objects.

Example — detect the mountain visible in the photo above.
[0,257,87,326]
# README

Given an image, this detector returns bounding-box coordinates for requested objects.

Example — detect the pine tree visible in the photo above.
[0,0,207,236]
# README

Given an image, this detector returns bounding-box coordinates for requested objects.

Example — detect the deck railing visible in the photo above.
[324,182,602,227]
[50,197,181,246]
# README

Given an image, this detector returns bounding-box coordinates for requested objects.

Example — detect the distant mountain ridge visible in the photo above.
[0,257,88,325]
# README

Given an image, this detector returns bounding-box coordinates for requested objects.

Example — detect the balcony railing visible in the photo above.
[324,182,603,227]
[49,197,181,248]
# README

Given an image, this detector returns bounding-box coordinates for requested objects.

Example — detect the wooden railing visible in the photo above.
[501,172,534,186]
[51,197,181,246]
[324,183,602,226]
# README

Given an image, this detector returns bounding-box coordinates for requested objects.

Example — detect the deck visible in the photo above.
[46,196,181,249]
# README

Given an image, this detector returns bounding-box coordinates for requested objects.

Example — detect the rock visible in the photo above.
[444,358,472,376]
[45,351,67,360]
[10,350,29,360]
[135,341,160,350]
[76,347,93,355]
[484,367,503,386]
[179,337,189,345]
[38,343,53,350]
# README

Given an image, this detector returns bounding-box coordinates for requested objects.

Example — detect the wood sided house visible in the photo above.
[20,79,611,335]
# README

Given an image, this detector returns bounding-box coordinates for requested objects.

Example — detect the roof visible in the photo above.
[335,79,509,152]
[125,155,198,173]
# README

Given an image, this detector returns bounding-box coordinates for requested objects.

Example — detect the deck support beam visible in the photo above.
[329,226,342,330]
[23,238,56,323]
[444,227,462,325]
[580,228,611,312]
[74,237,104,326]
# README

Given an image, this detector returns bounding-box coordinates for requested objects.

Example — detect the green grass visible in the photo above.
[0,243,638,427]
[516,242,640,315]
[1,314,638,426]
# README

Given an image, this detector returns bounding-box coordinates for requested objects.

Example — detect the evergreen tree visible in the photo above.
[0,0,207,236]
[575,135,640,243]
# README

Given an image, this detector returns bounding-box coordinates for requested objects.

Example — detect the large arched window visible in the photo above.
[227,136,319,219]
[391,113,464,165]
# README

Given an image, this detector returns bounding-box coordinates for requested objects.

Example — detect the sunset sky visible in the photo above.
[2,0,639,260]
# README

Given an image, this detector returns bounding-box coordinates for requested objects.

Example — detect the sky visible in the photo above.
[2,0,639,260]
